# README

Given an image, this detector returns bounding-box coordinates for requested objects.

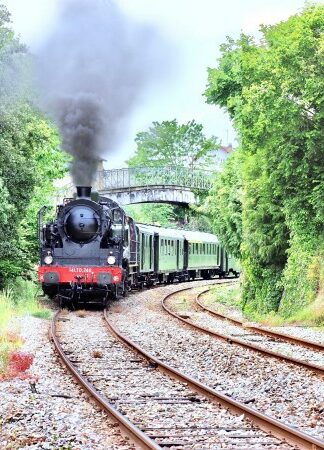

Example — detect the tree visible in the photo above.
[206,149,243,259]
[205,4,324,315]
[124,203,175,227]
[0,5,68,286]
[127,119,218,169]
[126,119,219,230]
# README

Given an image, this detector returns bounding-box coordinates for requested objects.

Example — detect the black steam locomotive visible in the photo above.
[38,186,239,305]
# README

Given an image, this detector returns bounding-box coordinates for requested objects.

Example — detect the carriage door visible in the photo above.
[225,251,229,273]
[141,233,145,271]
[153,233,159,273]
[220,247,224,271]
[176,240,180,270]
[184,240,188,269]
[149,235,153,271]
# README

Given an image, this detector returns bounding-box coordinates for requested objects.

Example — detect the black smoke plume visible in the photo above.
[36,0,159,185]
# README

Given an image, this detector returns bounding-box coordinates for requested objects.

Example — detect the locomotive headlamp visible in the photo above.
[44,253,53,265]
[107,255,116,265]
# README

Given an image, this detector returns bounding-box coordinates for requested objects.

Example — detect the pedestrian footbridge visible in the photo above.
[97,167,213,206]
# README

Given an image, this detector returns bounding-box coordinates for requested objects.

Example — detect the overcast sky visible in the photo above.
[2,0,312,166]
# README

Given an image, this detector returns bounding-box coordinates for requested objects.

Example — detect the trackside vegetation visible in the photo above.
[204,4,324,321]
[0,4,67,352]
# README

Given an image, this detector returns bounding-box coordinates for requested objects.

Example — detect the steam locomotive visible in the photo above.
[38,186,239,305]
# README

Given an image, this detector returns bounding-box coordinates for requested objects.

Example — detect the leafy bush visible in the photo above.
[204,5,324,317]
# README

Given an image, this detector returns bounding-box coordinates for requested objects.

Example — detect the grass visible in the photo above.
[0,278,52,376]
[205,283,324,327]
[204,284,241,309]
[286,292,324,326]
[172,295,192,311]
[0,278,52,322]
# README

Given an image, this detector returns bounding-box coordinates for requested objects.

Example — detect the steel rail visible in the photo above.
[103,308,324,450]
[51,311,161,450]
[162,288,324,375]
[196,287,324,352]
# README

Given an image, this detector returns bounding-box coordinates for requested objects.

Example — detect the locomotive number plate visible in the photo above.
[69,267,94,273]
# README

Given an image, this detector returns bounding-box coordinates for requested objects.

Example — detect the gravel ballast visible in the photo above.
[0,315,134,450]
[57,310,295,449]
[169,289,324,367]
[108,280,324,439]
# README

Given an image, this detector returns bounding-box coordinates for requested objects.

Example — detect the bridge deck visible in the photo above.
[99,167,213,191]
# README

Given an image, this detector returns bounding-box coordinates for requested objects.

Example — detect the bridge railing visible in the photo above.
[99,167,214,191]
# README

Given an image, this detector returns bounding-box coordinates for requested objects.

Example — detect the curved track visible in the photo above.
[197,287,324,352]
[104,305,324,450]
[50,281,324,450]
[162,285,324,375]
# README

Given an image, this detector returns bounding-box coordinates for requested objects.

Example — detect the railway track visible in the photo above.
[51,310,157,449]
[107,280,324,443]
[52,313,321,449]
[104,307,324,450]
[197,287,324,352]
[50,287,324,449]
[162,284,324,375]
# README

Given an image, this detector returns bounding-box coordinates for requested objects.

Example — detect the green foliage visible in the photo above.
[183,210,213,233]
[205,4,324,315]
[0,5,68,286]
[205,149,243,258]
[127,119,219,169]
[124,203,175,227]
[127,119,219,229]
[0,278,51,331]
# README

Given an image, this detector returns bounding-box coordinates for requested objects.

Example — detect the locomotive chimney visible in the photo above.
[76,186,92,198]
